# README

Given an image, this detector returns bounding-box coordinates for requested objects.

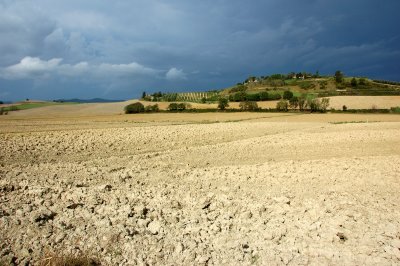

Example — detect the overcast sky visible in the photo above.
[1,0,399,101]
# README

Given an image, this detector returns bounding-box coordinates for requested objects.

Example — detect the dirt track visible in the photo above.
[1,113,400,265]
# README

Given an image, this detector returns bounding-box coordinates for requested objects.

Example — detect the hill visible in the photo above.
[141,74,400,104]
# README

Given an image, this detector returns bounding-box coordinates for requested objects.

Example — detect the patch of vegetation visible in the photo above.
[167,102,192,111]
[276,100,289,112]
[239,101,259,111]
[218,97,229,110]
[283,90,294,100]
[144,104,159,112]
[228,91,281,102]
[125,102,145,113]
[142,91,220,103]
[298,81,316,90]
[390,106,400,113]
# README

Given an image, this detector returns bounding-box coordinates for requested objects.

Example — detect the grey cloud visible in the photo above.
[0,0,399,101]
[166,68,187,81]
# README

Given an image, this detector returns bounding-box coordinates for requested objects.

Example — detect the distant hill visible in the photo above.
[53,98,125,103]
[142,75,400,104]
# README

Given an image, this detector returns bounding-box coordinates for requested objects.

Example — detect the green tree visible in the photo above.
[141,91,146,99]
[283,90,294,100]
[201,97,206,104]
[268,93,282,100]
[233,91,247,102]
[259,91,268,101]
[298,96,307,111]
[125,102,145,114]
[168,103,179,111]
[218,97,229,110]
[335,70,344,83]
[177,103,187,111]
[145,104,159,112]
[276,100,289,112]
[359,78,366,85]
[351,77,358,87]
[289,96,299,109]
[246,93,260,101]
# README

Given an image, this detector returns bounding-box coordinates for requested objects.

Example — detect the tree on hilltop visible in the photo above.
[335,70,344,83]
[351,77,358,87]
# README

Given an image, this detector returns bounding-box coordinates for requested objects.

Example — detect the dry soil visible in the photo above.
[1,112,400,265]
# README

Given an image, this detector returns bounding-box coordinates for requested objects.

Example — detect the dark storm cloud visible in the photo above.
[0,0,399,101]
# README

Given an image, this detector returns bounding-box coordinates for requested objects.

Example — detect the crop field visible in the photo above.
[1,110,400,265]
[174,92,220,102]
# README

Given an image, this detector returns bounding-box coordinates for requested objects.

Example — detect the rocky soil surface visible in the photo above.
[1,116,400,265]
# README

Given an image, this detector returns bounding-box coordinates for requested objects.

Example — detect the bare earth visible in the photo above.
[1,112,400,265]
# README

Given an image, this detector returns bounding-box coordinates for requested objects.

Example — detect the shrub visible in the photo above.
[246,93,260,101]
[307,98,321,112]
[351,77,358,87]
[168,103,179,111]
[306,98,330,112]
[218,97,229,110]
[145,104,159,112]
[233,91,247,102]
[289,96,299,109]
[319,81,328,90]
[298,96,307,111]
[343,105,348,111]
[168,102,191,111]
[259,91,269,101]
[359,78,366,85]
[268,93,282,100]
[125,102,145,114]
[283,90,294,100]
[239,101,259,111]
[320,98,330,112]
[276,100,288,112]
[390,106,400,113]
[177,103,187,111]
